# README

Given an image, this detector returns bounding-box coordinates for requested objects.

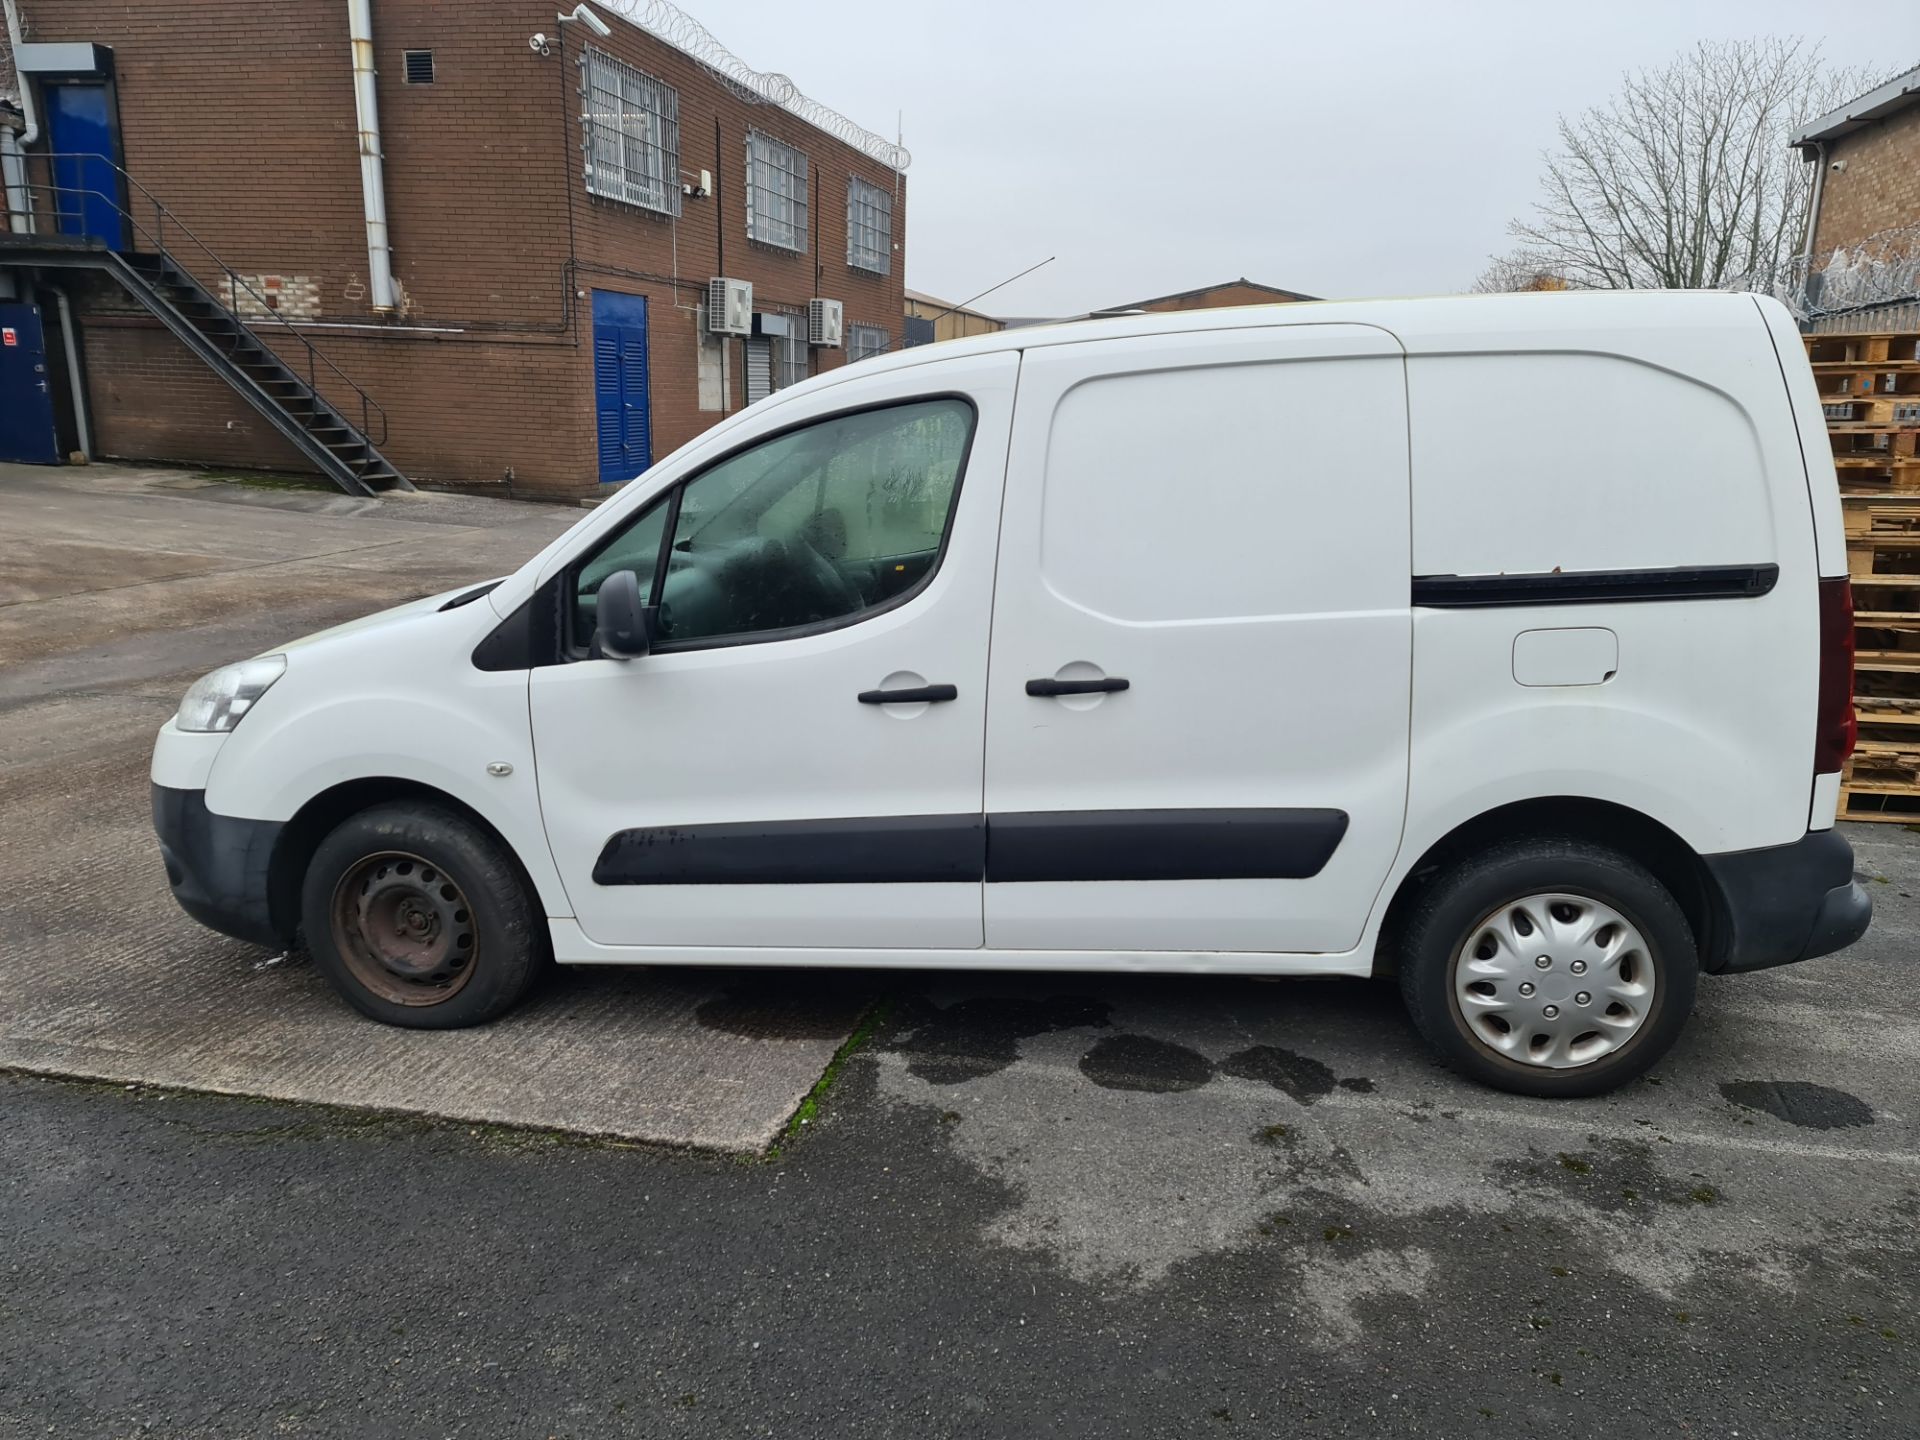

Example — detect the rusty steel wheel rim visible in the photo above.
[330,850,478,1006]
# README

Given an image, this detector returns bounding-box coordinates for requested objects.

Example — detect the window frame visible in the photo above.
[846,176,893,275]
[563,394,981,658]
[581,46,682,218]
[847,324,891,361]
[745,130,810,253]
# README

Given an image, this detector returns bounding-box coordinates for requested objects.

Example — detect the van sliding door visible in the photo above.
[981,324,1413,955]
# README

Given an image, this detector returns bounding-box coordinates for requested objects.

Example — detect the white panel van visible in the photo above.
[151,292,1870,1096]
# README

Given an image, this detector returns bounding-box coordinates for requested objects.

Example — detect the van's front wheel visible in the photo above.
[1397,837,1697,1098]
[300,803,544,1028]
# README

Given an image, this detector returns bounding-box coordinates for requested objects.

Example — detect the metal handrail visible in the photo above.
[12,155,390,448]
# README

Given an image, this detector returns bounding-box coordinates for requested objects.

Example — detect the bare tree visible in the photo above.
[1470,256,1570,293]
[1485,39,1871,291]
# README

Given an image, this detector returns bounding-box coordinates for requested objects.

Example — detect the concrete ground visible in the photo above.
[0,463,863,1150]
[3,462,1918,1437]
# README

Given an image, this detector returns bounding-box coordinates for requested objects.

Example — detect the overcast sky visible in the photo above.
[681,0,1916,316]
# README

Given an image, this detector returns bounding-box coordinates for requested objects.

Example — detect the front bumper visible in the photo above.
[151,784,289,948]
[1702,828,1872,974]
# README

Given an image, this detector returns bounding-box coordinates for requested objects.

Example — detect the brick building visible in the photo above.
[1792,66,1920,333]
[903,287,1003,346]
[1103,278,1315,314]
[0,0,907,498]
[1000,277,1316,330]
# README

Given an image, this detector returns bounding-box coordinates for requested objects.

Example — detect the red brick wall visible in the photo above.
[1814,106,1920,258]
[81,319,313,473]
[17,0,907,497]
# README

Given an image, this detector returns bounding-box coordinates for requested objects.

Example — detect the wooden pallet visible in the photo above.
[1842,496,1920,536]
[1837,790,1920,823]
[1807,334,1920,366]
[1823,396,1920,426]
[1811,330,1920,815]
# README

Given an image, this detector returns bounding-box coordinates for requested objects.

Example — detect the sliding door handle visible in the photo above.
[858,683,958,704]
[1026,676,1130,698]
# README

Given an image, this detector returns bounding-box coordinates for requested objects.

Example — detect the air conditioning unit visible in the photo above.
[807,297,845,349]
[706,277,753,336]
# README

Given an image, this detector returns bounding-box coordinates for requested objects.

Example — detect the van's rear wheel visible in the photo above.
[1397,837,1697,1097]
[300,803,543,1029]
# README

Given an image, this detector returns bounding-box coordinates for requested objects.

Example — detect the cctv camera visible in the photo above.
[1830,159,1848,173]
[529,31,552,53]
[559,4,612,37]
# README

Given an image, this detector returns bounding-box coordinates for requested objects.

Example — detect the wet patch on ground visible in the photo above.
[1219,1044,1377,1104]
[886,993,1111,1085]
[1078,1034,1216,1092]
[1720,1080,1875,1130]
[1219,1044,1339,1103]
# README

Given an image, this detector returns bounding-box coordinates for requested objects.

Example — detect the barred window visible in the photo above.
[581,47,681,217]
[774,330,807,390]
[848,323,891,361]
[847,177,892,275]
[747,131,808,252]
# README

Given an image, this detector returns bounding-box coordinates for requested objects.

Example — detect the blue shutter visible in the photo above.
[593,332,625,483]
[590,291,652,484]
[619,328,651,473]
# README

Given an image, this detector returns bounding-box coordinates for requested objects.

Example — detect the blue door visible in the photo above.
[0,305,61,465]
[592,290,652,483]
[45,83,125,250]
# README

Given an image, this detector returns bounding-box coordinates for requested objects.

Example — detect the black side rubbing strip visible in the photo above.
[593,809,1351,885]
[594,814,985,885]
[1412,564,1779,609]
[986,809,1349,883]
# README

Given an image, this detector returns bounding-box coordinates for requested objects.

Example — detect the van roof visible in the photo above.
[853,288,1769,379]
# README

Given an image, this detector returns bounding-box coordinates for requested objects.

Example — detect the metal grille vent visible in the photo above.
[404,50,435,84]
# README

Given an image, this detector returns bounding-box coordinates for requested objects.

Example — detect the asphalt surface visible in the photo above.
[4,463,1919,1437]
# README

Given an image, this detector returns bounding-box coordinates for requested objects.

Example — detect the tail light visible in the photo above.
[1815,576,1856,774]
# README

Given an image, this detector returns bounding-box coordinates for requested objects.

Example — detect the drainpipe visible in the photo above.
[45,284,91,461]
[346,0,396,313]
[2,125,31,234]
[1800,140,1829,270]
[4,0,39,232]
[3,0,38,144]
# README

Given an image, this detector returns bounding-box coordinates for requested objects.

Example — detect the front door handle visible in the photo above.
[1026,676,1130,697]
[858,683,958,704]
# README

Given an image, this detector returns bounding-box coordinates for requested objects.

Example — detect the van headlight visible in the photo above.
[174,655,287,733]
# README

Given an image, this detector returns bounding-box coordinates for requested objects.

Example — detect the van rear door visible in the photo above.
[981,323,1411,956]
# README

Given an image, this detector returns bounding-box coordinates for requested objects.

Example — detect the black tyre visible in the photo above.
[1397,836,1697,1098]
[300,803,544,1029]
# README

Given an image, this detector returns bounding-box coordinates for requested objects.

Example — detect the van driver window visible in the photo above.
[574,397,973,649]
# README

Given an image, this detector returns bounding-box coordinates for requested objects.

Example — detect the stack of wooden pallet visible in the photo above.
[1807,331,1920,820]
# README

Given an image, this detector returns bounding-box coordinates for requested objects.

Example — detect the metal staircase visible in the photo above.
[1,159,409,497]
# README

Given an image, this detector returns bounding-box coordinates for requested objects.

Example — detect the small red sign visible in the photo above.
[1,328,15,347]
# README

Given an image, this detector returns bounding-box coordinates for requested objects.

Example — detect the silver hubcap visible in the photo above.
[1452,892,1656,1069]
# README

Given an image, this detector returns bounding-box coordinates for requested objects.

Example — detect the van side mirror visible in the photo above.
[591,569,653,660]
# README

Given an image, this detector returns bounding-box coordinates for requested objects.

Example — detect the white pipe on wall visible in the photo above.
[2,125,32,234]
[1800,140,1829,270]
[47,285,90,461]
[346,0,396,314]
[3,0,39,144]
[4,0,40,232]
